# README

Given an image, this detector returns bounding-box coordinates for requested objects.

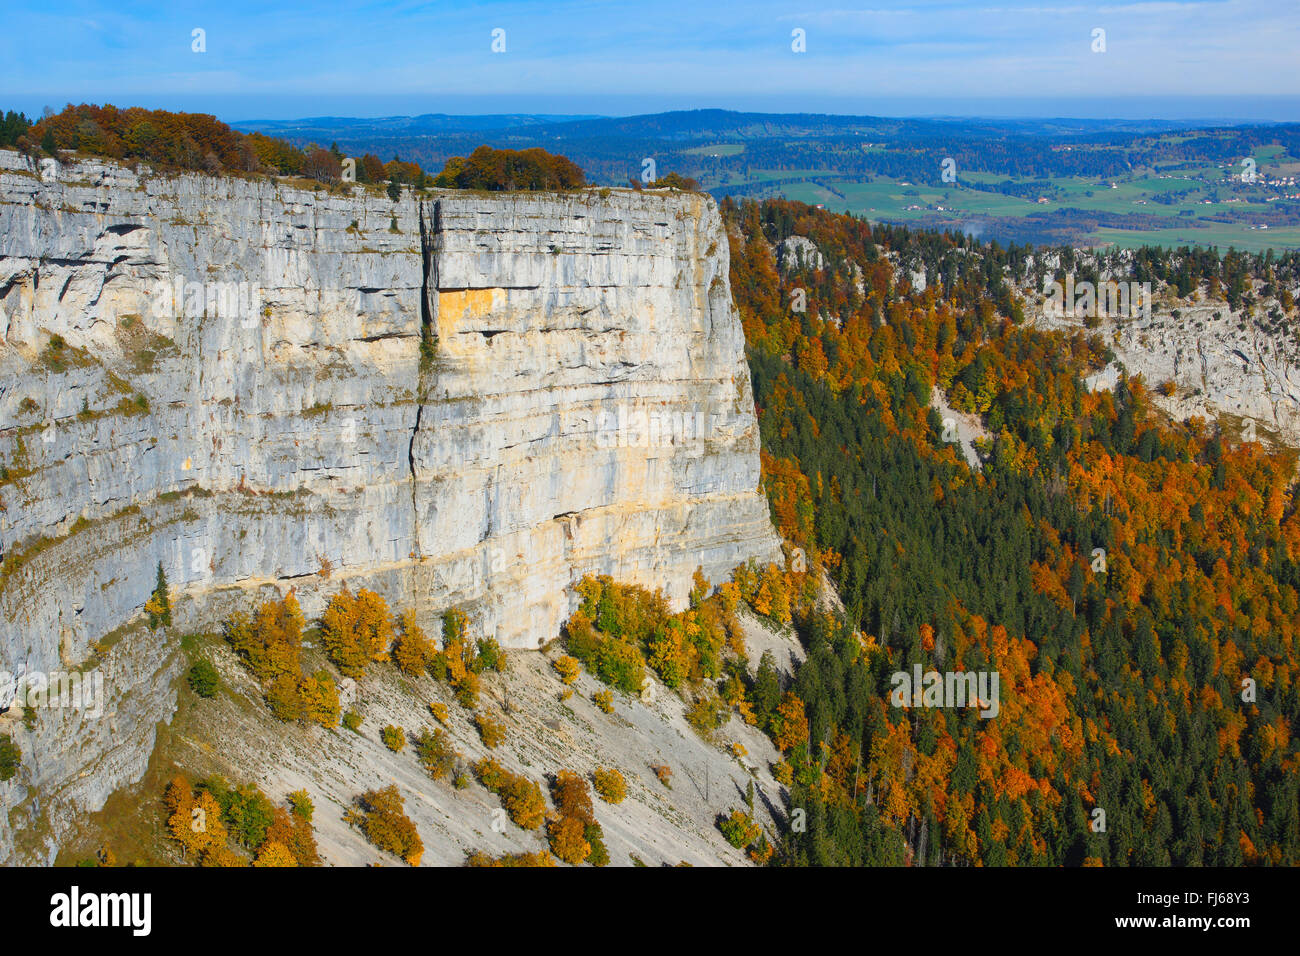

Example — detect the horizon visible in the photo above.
[9,99,1300,129]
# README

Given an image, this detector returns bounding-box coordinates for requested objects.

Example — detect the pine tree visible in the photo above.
[145,562,172,629]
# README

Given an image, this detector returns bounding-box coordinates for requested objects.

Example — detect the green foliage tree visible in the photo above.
[186,659,220,698]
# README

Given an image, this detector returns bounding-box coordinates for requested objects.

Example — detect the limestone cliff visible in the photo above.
[0,151,780,862]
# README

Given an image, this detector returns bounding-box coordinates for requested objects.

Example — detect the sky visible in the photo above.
[2,0,1298,123]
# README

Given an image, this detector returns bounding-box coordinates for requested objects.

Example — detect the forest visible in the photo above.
[717,197,1300,865]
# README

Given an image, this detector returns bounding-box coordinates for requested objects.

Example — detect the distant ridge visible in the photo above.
[231,113,605,136]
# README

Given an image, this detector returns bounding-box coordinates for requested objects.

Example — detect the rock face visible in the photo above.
[1027,284,1300,449]
[0,152,780,862]
[777,235,824,272]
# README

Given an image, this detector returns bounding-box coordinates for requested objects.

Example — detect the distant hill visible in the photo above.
[231,113,604,137]
[234,108,1300,250]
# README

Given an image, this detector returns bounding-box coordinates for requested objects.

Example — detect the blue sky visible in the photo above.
[2,1,1298,122]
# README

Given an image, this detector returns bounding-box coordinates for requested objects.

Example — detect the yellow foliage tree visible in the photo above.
[773,692,809,752]
[553,655,581,685]
[320,587,394,678]
[592,767,626,804]
[393,609,434,676]
[547,815,591,865]
[253,841,297,867]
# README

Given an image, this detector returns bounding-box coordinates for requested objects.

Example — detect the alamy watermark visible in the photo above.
[150,277,263,328]
[595,404,719,449]
[0,666,104,719]
[889,665,999,718]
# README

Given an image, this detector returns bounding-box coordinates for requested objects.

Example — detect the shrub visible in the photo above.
[473,756,507,791]
[473,758,545,830]
[473,637,506,673]
[199,844,245,868]
[593,637,645,693]
[252,841,296,867]
[553,655,581,685]
[585,822,610,867]
[342,708,363,733]
[649,172,701,191]
[686,689,728,736]
[252,801,319,866]
[652,764,672,788]
[381,724,406,752]
[547,771,605,866]
[551,770,595,825]
[287,790,314,823]
[437,608,483,707]
[501,777,547,830]
[454,670,481,709]
[299,670,340,727]
[163,777,228,861]
[392,609,434,676]
[564,608,645,693]
[222,593,340,725]
[592,767,626,804]
[465,849,555,867]
[474,711,507,748]
[414,727,457,780]
[224,595,304,682]
[0,735,20,782]
[428,701,450,725]
[547,815,591,865]
[348,785,423,866]
[266,674,304,722]
[186,659,220,698]
[718,808,762,849]
[202,778,276,850]
[592,690,614,714]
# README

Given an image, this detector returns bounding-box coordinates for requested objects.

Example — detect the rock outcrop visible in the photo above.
[1032,299,1300,448]
[0,152,780,862]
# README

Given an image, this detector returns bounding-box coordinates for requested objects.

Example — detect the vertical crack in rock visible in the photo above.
[410,199,440,562]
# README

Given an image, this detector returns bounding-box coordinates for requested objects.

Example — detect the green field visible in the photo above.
[1094,224,1300,254]
[682,142,745,157]
[732,161,1300,251]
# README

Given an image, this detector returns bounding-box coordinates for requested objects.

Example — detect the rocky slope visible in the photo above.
[59,610,807,868]
[0,152,781,863]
